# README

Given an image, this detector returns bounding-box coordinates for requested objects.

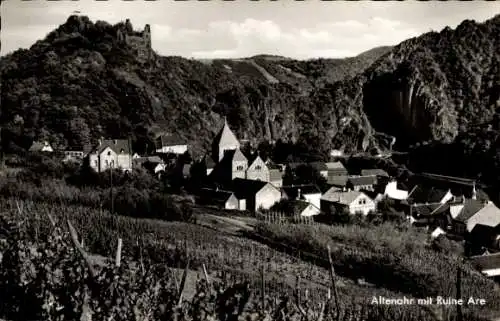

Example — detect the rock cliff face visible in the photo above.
[0,14,499,159]
[356,16,500,148]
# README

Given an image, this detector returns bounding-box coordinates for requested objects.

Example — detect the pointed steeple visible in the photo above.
[212,117,240,162]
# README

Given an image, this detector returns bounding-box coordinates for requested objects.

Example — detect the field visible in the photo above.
[1,197,499,320]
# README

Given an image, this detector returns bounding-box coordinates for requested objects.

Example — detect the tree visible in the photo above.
[68,117,91,148]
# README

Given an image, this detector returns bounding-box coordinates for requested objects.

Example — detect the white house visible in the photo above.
[321,188,376,215]
[29,141,54,153]
[87,139,133,173]
[231,178,281,212]
[155,133,188,155]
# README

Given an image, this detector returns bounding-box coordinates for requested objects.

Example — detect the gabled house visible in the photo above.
[347,176,377,192]
[407,185,454,205]
[309,162,328,178]
[465,201,500,233]
[29,141,54,153]
[281,184,322,208]
[87,139,133,173]
[212,119,240,163]
[320,188,376,215]
[230,178,281,212]
[273,200,321,217]
[197,188,246,211]
[449,198,486,235]
[325,162,348,176]
[408,203,450,227]
[155,133,188,155]
[246,155,270,182]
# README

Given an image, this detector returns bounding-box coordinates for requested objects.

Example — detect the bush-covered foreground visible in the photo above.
[254,223,500,319]
[0,207,494,321]
[0,198,497,320]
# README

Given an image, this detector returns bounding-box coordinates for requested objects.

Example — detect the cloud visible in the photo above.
[151,17,420,59]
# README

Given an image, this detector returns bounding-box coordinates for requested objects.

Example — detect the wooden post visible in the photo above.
[115,238,122,267]
[110,166,114,214]
[261,264,266,311]
[456,265,463,321]
[327,245,340,316]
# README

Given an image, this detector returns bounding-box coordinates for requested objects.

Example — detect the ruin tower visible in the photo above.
[143,24,151,49]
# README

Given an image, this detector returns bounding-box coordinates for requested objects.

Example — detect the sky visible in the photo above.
[1,0,499,59]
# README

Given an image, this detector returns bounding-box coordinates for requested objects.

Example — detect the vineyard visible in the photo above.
[0,198,498,320]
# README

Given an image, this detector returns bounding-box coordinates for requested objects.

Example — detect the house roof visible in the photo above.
[328,175,349,187]
[249,155,266,169]
[411,203,450,217]
[325,162,347,171]
[135,156,163,163]
[309,162,328,171]
[29,141,51,152]
[273,200,318,216]
[212,119,240,148]
[361,169,389,177]
[348,176,377,186]
[92,139,131,155]
[199,188,235,202]
[466,202,500,228]
[230,178,270,199]
[282,185,321,199]
[321,189,365,206]
[470,253,500,272]
[453,199,485,222]
[408,185,450,204]
[157,133,186,147]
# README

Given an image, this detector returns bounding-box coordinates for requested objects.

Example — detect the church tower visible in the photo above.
[212,118,240,162]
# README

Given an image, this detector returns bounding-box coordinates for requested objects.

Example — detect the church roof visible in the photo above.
[212,119,239,148]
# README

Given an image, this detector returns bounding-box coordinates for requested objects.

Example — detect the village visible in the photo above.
[28,119,500,281]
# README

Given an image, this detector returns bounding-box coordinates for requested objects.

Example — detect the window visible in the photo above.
[255,165,262,170]
[236,165,244,171]
[108,151,111,156]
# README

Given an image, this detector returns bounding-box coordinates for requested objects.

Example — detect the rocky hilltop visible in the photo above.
[1,15,499,162]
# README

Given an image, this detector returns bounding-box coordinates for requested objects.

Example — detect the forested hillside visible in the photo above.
[1,14,499,181]
[0,16,390,158]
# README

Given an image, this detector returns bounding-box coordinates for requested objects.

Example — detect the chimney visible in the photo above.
[98,137,103,146]
[114,139,118,145]
[297,188,301,200]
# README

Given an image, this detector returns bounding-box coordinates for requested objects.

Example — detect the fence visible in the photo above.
[255,210,317,225]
